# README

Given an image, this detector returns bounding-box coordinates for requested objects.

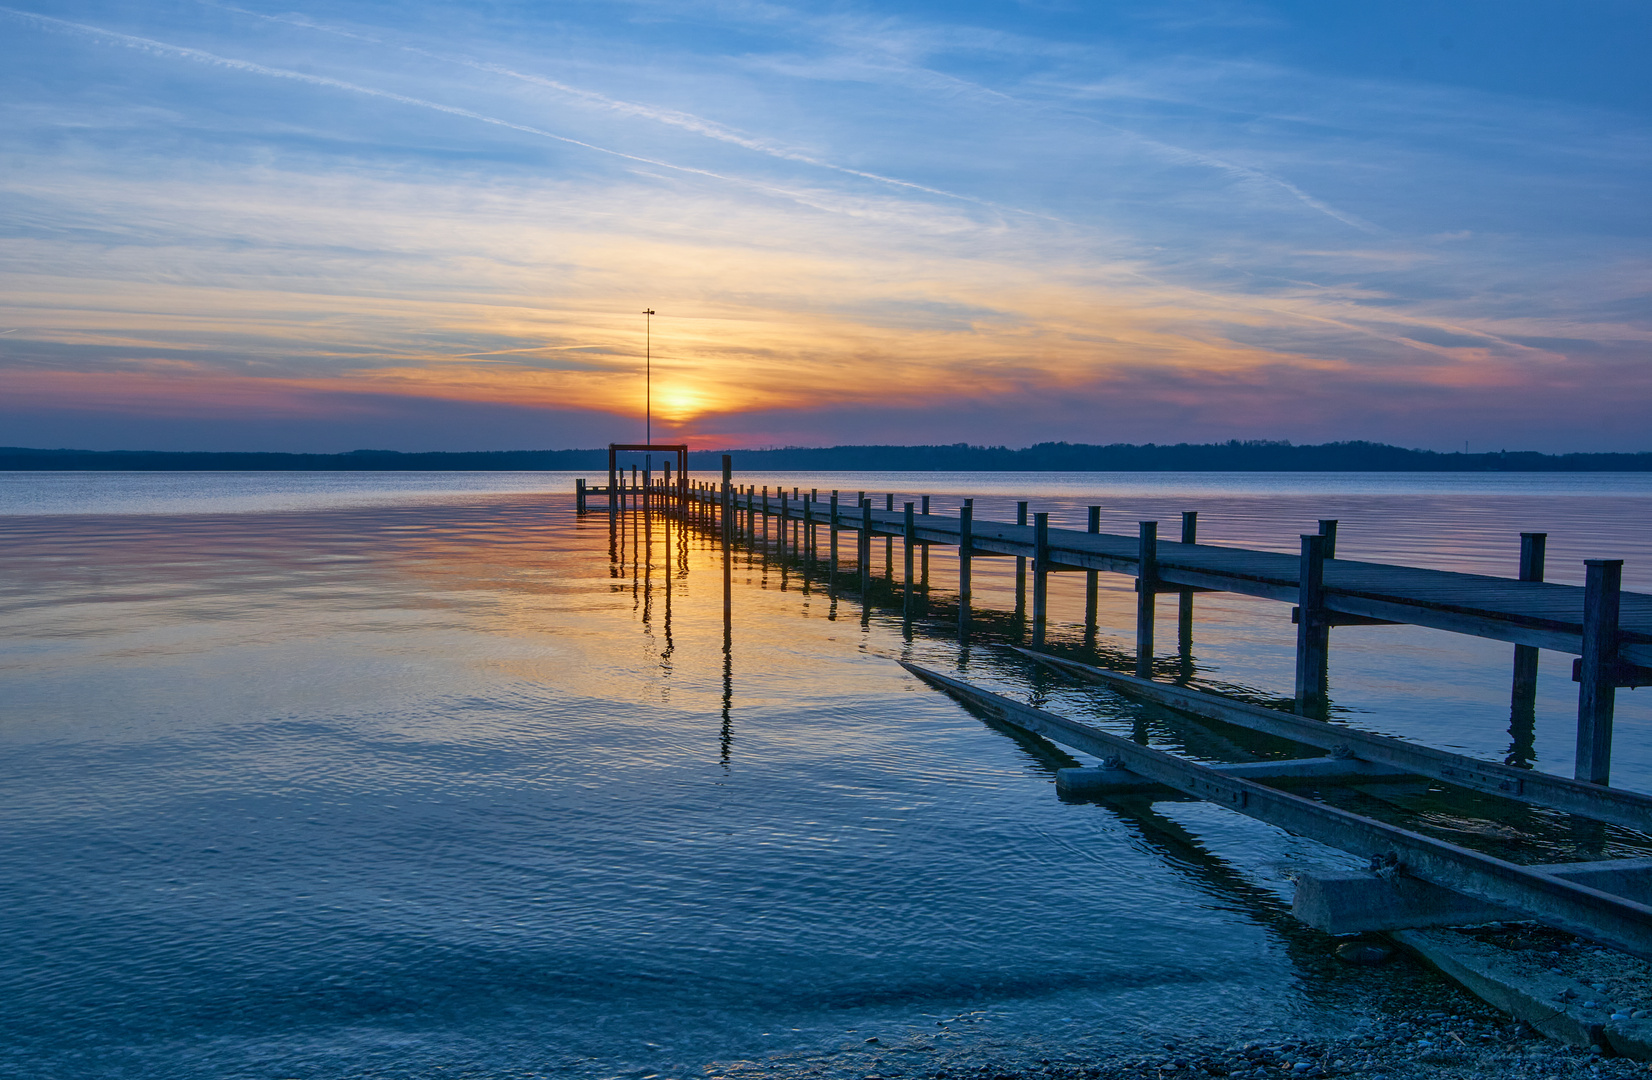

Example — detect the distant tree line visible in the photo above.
[684,441,1652,472]
[4,440,1650,472]
[0,447,602,471]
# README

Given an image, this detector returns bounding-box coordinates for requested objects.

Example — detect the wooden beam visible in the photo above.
[1013,647,1652,832]
[901,661,1652,962]
[1136,521,1157,678]
[958,500,973,636]
[1578,560,1623,784]
[1295,533,1329,718]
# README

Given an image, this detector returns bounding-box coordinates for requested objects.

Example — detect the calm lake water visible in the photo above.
[2,470,1650,1079]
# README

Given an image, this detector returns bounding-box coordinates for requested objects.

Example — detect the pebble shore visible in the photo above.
[716,1014,1652,1080]
[708,936,1652,1080]
[937,1017,1652,1079]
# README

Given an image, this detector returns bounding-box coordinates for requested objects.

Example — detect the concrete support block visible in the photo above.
[1295,859,1652,935]
[1295,871,1520,933]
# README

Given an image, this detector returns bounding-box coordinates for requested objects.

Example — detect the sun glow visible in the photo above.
[652,385,710,422]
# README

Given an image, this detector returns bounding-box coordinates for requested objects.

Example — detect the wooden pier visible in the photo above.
[582,458,1652,971]
[586,466,1651,781]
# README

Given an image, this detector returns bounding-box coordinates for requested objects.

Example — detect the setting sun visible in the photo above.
[651,385,710,423]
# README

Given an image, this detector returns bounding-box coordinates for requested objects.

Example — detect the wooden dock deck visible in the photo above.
[584,457,1652,985]
[587,467,1649,786]
[689,491,1651,664]
[871,503,1652,666]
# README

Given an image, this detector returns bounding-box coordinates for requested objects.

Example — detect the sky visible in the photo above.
[1,1,1649,453]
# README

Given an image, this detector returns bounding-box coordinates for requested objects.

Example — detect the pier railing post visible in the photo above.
[904,502,916,618]
[1179,511,1197,680]
[1015,501,1029,627]
[1033,512,1050,647]
[1085,507,1100,636]
[1136,521,1158,678]
[884,493,894,578]
[722,480,732,623]
[1295,533,1330,718]
[1509,533,1546,767]
[721,456,732,545]
[829,492,839,589]
[958,499,973,635]
[1318,519,1338,560]
[778,489,788,559]
[919,495,930,601]
[860,499,873,598]
[1576,559,1622,785]
[576,478,586,514]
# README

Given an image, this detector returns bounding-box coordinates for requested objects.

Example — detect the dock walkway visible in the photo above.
[591,474,1649,785]
[585,464,1652,981]
[877,504,1652,665]
[711,483,1647,782]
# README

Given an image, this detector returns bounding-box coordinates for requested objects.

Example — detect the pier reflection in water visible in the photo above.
[2,471,1651,1080]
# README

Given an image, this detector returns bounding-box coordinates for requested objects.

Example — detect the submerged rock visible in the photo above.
[1335,940,1395,966]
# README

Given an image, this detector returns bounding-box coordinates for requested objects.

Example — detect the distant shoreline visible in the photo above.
[4,441,1651,472]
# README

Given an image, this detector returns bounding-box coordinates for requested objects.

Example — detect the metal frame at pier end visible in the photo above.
[606,444,688,511]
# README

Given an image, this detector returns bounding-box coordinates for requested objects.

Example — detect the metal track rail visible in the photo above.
[1011,647,1652,833]
[900,661,1652,961]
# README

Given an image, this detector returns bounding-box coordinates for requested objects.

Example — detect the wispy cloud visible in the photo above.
[1,0,1648,450]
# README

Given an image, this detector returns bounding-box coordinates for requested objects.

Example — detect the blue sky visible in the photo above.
[1,0,1648,451]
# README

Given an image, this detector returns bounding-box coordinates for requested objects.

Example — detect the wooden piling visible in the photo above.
[1318,519,1339,560]
[1015,501,1029,622]
[1085,507,1100,634]
[1136,521,1158,678]
[1033,512,1050,647]
[860,499,873,596]
[829,492,839,587]
[1179,511,1197,679]
[576,478,586,513]
[885,493,894,577]
[1511,533,1547,717]
[1295,533,1330,718]
[778,490,788,558]
[904,502,916,618]
[1577,559,1623,785]
[721,480,732,624]
[958,499,973,634]
[721,455,732,541]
